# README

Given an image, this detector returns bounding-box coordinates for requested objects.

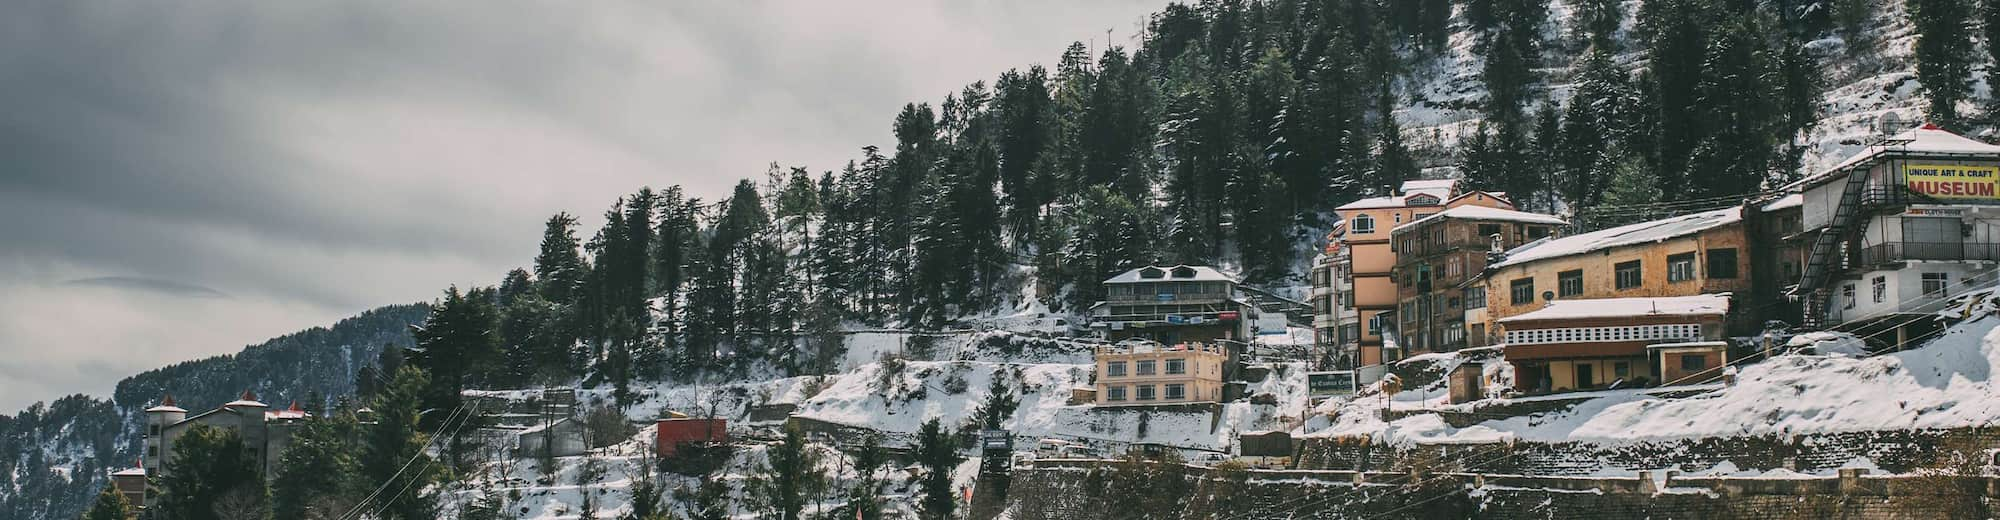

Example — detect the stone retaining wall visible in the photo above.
[1002,460,2000,519]
[1296,427,2000,476]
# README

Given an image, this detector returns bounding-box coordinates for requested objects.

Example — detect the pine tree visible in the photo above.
[360,366,440,520]
[1557,48,1631,210]
[746,424,827,520]
[674,475,732,520]
[406,286,500,469]
[913,418,962,520]
[1371,85,1418,193]
[156,424,264,520]
[1910,0,1975,129]
[534,212,588,304]
[81,484,132,520]
[846,433,887,520]
[1570,0,1623,50]
[271,412,359,519]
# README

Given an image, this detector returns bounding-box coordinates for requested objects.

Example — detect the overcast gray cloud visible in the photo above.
[0,0,1169,411]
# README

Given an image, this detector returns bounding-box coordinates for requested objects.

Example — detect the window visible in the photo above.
[148,424,160,436]
[1478,223,1502,238]
[1613,361,1630,379]
[1466,287,1486,309]
[1510,278,1535,305]
[1107,386,1127,401]
[1165,384,1187,400]
[1165,359,1186,375]
[1352,214,1375,234]
[1843,284,1856,309]
[1872,276,1886,303]
[1558,270,1583,297]
[1923,272,1949,296]
[1367,314,1385,336]
[1106,361,1127,377]
[1680,354,1707,372]
[148,446,158,457]
[1527,226,1551,239]
[1903,217,1963,245]
[1136,360,1157,376]
[1137,385,1157,400]
[1615,261,1643,289]
[1706,248,1739,279]
[1667,253,1697,283]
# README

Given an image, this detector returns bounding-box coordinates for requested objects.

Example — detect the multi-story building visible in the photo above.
[1329,179,1514,367]
[140,391,310,510]
[1793,123,2000,344]
[1474,206,1752,333]
[1500,294,1732,393]
[1390,205,1564,354]
[1309,230,1359,368]
[1089,265,1257,344]
[1093,342,1229,406]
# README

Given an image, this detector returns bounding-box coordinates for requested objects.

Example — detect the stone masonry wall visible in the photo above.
[1002,461,2000,520]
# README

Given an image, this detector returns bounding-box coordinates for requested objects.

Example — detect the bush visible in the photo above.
[660,442,735,476]
[583,406,637,448]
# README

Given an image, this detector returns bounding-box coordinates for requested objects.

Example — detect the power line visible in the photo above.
[340,402,468,520]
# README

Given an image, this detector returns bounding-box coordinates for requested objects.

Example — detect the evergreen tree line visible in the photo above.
[390,0,2000,398]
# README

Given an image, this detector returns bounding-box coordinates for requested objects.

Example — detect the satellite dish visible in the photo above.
[1542,291,1556,301]
[1877,113,1904,136]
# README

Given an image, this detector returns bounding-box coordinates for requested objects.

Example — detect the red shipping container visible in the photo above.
[655,418,728,458]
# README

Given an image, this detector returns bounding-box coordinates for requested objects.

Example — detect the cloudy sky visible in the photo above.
[0,1,1171,412]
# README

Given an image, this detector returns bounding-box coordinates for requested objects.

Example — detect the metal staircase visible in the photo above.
[1795,167,1875,329]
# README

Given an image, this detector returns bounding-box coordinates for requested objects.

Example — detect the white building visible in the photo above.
[1794,123,2000,343]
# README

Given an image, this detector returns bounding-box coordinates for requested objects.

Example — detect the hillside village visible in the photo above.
[90,124,2000,520]
[21,0,2000,518]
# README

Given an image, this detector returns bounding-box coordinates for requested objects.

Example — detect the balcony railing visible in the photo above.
[1858,242,2000,265]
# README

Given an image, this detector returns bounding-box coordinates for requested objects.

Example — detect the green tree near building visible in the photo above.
[1909,0,1975,129]
[271,410,360,519]
[80,484,132,520]
[912,418,963,520]
[155,424,264,520]
[359,366,441,520]
[746,424,827,520]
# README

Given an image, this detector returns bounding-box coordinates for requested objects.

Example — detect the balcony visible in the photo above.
[1857,241,2000,266]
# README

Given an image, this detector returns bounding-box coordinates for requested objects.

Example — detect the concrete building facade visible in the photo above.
[1090,265,1256,344]
[1327,179,1514,369]
[1093,342,1228,406]
[1793,124,2000,344]
[1390,205,1564,354]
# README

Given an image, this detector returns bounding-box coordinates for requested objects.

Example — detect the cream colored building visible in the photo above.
[1328,179,1514,367]
[1093,343,1228,406]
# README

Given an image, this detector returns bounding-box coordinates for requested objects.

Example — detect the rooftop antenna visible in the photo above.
[1868,113,1914,147]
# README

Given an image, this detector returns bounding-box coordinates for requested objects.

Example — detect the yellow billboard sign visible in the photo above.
[1904,163,2000,199]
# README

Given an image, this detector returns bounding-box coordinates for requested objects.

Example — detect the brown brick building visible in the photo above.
[1390,205,1564,354]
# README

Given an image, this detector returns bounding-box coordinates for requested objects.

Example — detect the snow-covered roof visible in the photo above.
[519,417,573,436]
[1491,207,1742,270]
[1103,265,1237,284]
[1759,193,1803,212]
[224,389,266,408]
[1499,294,1731,323]
[111,467,146,477]
[146,394,186,413]
[1392,205,1566,234]
[1804,123,2000,187]
[1334,179,1461,210]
